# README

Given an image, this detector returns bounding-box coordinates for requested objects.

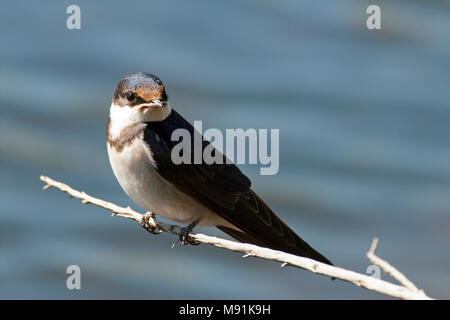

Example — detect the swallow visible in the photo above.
[106,72,332,265]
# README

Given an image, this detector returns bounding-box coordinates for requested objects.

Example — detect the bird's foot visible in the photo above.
[176,219,200,246]
[140,212,161,235]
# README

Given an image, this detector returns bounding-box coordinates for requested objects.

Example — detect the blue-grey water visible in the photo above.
[1,0,450,299]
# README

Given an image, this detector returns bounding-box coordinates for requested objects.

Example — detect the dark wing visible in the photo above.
[143,109,332,265]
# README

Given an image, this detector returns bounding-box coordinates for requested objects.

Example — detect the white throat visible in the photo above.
[108,102,172,139]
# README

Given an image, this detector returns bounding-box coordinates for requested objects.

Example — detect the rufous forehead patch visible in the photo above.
[135,85,165,101]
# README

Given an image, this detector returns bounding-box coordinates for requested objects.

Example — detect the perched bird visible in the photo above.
[106,72,332,265]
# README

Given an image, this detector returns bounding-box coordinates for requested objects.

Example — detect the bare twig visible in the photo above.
[367,237,422,293]
[40,175,433,300]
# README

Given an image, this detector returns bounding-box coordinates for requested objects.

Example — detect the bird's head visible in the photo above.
[110,72,171,127]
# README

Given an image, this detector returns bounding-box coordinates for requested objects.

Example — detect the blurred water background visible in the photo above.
[1,0,450,299]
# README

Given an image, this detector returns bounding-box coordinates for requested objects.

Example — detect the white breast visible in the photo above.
[106,133,232,227]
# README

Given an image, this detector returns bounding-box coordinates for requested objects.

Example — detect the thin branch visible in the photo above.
[367,237,422,293]
[40,175,433,300]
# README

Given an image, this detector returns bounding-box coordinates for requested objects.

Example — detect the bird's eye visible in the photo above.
[126,92,136,102]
